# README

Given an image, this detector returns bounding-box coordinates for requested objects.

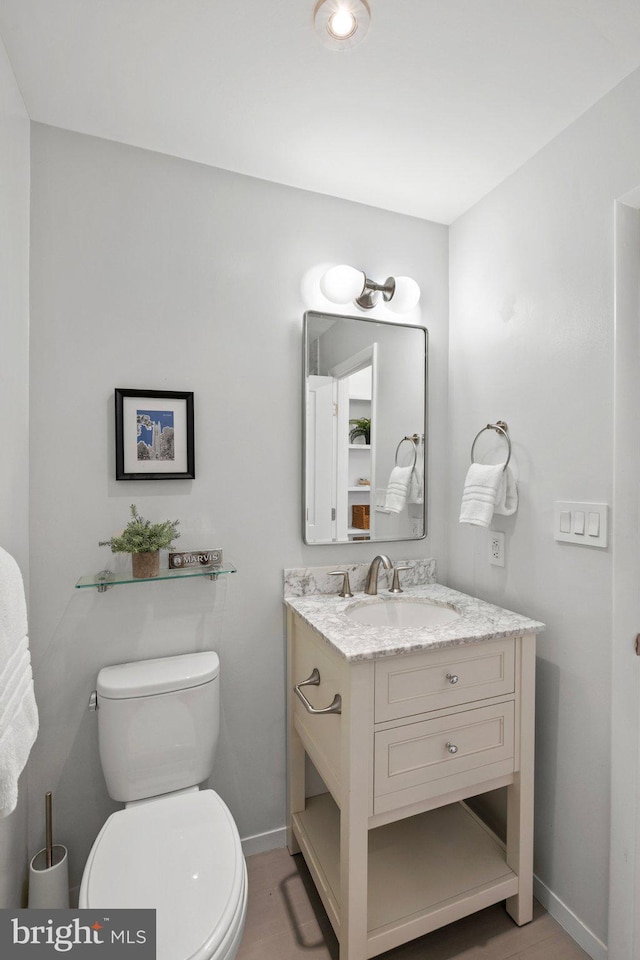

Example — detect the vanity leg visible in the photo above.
[339,809,368,960]
[506,635,536,925]
[287,726,304,855]
[286,614,304,855]
[338,662,372,960]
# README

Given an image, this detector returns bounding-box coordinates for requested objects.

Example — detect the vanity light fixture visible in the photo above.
[320,264,421,313]
[313,0,371,51]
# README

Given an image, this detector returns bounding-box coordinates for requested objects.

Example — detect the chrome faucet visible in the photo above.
[364,555,393,595]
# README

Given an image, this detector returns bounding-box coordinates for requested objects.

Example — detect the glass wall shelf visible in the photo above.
[76,563,237,593]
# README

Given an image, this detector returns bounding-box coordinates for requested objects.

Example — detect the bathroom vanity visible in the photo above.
[285,578,543,960]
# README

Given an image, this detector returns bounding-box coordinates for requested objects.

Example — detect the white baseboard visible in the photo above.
[533,874,607,960]
[241,826,287,858]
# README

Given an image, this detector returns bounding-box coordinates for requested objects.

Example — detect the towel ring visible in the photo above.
[470,421,511,471]
[395,436,419,469]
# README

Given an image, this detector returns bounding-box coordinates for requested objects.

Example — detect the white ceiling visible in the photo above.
[2,0,640,223]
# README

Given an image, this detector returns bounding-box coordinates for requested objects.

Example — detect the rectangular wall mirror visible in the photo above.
[303,310,427,544]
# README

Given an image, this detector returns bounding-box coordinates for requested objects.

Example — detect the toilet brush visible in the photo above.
[45,791,53,869]
[28,791,69,908]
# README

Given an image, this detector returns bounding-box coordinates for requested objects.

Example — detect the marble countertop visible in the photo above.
[285,582,545,662]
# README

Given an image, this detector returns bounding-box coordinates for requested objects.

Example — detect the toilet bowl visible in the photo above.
[80,789,247,960]
[80,652,247,960]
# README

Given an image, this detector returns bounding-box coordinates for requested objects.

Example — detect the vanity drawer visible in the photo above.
[374,638,515,722]
[374,701,515,811]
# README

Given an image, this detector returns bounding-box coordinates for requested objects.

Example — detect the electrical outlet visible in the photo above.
[489,531,505,567]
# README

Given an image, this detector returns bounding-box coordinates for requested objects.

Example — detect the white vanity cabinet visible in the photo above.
[286,606,537,960]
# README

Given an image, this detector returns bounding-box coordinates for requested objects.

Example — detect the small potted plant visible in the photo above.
[99,504,180,579]
[349,417,371,445]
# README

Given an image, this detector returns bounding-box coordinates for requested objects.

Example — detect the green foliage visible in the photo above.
[349,417,371,443]
[99,504,180,554]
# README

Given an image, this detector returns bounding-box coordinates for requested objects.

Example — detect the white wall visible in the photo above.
[449,64,640,954]
[28,123,449,889]
[0,38,30,907]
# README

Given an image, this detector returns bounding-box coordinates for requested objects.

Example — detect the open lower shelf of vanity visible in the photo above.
[292,792,518,957]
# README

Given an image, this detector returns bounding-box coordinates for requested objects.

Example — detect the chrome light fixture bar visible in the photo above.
[314,0,371,51]
[320,264,420,313]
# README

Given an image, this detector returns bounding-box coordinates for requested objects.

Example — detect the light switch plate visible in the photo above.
[554,501,608,548]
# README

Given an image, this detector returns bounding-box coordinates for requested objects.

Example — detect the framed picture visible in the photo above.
[115,388,195,480]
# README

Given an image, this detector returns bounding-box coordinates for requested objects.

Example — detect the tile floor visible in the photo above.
[237,847,592,960]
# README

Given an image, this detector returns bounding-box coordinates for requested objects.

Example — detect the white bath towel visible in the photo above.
[494,466,518,516]
[384,465,413,514]
[0,547,38,818]
[459,463,505,527]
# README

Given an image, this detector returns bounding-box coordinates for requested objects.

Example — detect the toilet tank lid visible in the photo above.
[97,652,220,699]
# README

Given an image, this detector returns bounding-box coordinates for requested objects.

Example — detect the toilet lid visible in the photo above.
[81,790,245,960]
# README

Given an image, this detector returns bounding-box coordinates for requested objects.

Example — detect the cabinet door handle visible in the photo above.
[446,741,459,754]
[294,668,342,715]
[446,673,459,684]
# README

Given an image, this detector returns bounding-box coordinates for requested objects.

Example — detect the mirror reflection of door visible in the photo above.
[304,312,427,545]
[305,376,337,542]
[330,348,376,542]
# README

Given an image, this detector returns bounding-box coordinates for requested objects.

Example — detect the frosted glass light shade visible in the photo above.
[314,0,371,51]
[320,265,365,303]
[388,276,421,313]
[329,8,356,38]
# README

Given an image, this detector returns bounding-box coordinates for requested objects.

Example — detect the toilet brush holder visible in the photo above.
[28,790,69,909]
[28,844,69,908]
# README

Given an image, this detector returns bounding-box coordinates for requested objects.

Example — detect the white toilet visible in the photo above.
[79,651,247,960]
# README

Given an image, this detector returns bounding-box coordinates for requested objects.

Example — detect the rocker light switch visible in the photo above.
[554,502,608,548]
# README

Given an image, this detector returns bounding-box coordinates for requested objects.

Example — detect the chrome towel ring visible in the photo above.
[470,420,511,471]
[394,434,423,468]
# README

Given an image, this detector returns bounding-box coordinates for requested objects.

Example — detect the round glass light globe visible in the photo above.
[320,265,365,303]
[387,276,421,313]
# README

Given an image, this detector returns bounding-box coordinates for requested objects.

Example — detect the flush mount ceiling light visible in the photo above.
[320,264,420,313]
[313,0,371,51]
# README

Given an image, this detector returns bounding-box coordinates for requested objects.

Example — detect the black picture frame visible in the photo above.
[115,388,195,480]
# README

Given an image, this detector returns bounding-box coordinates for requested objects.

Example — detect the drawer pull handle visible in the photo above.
[446,673,459,684]
[446,742,459,754]
[294,668,342,715]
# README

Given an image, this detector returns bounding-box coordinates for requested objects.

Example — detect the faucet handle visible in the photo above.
[329,570,354,598]
[389,565,411,594]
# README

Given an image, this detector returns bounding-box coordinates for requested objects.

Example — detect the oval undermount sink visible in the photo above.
[345,599,461,628]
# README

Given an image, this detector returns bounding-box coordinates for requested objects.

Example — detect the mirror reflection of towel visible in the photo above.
[408,456,424,505]
[384,465,413,513]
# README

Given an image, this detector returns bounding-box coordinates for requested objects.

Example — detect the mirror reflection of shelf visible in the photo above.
[347,368,372,540]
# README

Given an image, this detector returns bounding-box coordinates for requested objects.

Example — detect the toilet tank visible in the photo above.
[96,652,220,803]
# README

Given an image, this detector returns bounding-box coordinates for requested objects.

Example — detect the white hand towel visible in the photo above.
[408,454,424,505]
[459,463,505,527]
[384,465,413,514]
[0,547,38,818]
[494,466,518,516]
